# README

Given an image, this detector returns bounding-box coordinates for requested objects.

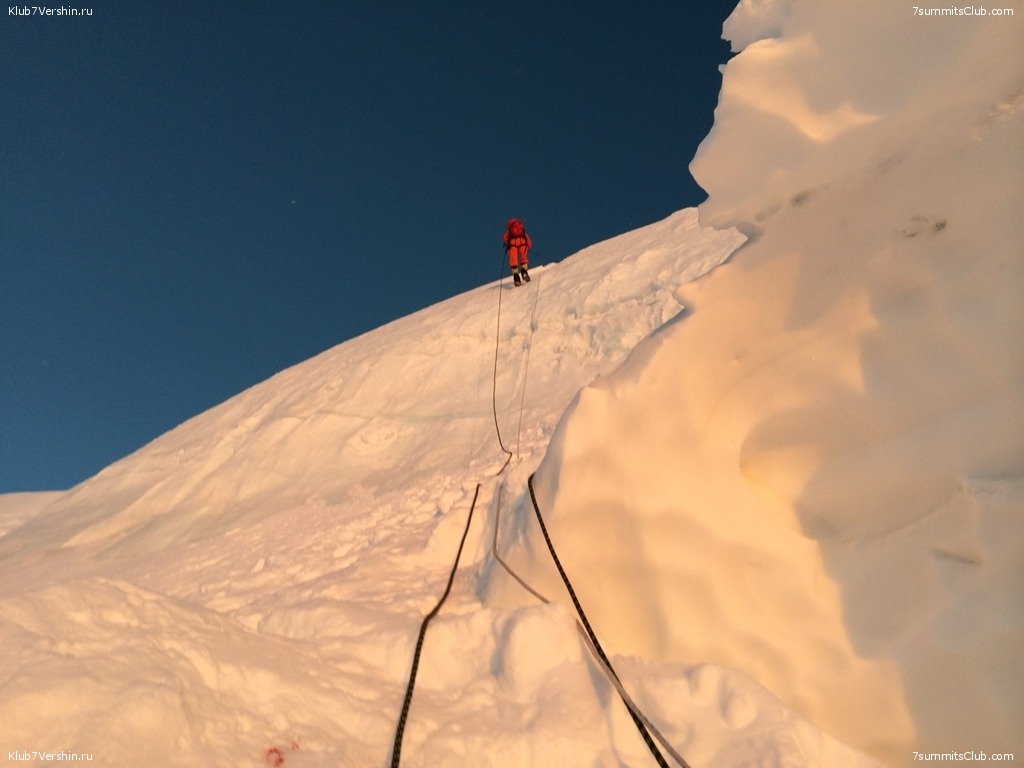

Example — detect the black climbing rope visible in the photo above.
[492,250,542,473]
[526,473,684,768]
[389,246,691,767]
[389,252,530,765]
[488,250,688,766]
[389,483,481,768]
[491,481,691,767]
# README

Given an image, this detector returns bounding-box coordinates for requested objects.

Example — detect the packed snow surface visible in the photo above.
[3,1,1022,767]
[2,213,864,768]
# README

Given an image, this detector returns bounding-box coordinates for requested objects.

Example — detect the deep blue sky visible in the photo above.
[1,1,737,492]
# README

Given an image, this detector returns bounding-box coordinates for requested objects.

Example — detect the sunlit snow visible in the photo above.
[2,1,1021,766]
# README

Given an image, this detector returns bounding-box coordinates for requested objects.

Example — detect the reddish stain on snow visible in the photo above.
[263,738,299,766]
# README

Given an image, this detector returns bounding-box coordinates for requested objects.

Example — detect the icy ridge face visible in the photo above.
[502,1,1024,765]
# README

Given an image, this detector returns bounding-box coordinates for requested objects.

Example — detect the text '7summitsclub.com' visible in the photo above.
[912,5,1015,14]
[913,750,1017,763]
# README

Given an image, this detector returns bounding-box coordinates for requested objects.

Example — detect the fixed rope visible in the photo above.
[389,483,481,768]
[490,482,690,767]
[488,249,688,766]
[390,248,689,767]
[493,250,543,472]
[391,253,532,765]
[491,260,514,475]
[525,473,686,768]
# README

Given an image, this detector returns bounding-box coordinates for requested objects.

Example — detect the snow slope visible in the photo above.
[3,210,878,767]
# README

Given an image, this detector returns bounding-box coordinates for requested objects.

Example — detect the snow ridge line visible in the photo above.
[389,483,481,768]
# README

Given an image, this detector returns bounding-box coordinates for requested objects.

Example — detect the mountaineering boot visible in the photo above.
[521,266,531,283]
[513,270,522,287]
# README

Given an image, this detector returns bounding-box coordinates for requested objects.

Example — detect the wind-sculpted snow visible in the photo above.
[491,1,1023,766]
[694,0,1022,238]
